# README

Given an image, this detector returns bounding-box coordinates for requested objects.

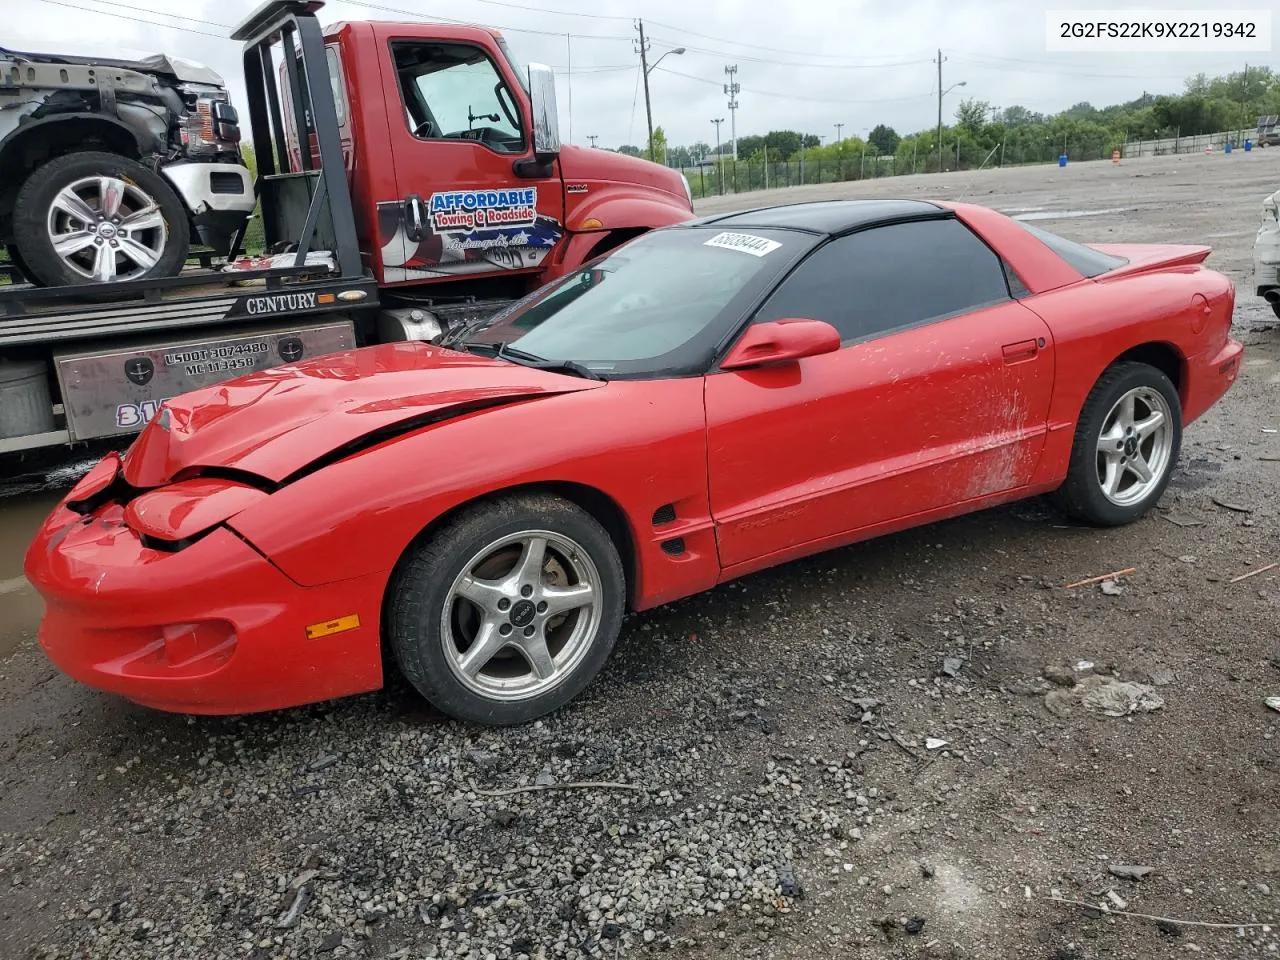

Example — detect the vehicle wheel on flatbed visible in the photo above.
[1053,361,1182,526]
[1272,300,1280,321]
[12,151,190,287]
[387,493,625,725]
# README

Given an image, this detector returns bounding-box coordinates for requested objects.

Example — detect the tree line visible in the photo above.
[611,66,1279,169]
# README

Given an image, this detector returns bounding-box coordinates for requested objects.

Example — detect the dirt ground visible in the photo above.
[1,151,1278,960]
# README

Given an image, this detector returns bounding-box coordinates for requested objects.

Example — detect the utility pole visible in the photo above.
[724,65,739,160]
[935,48,945,173]
[711,117,725,195]
[635,20,655,161]
[587,135,599,148]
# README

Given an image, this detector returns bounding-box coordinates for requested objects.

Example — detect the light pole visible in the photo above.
[636,21,685,163]
[712,117,725,195]
[937,79,966,172]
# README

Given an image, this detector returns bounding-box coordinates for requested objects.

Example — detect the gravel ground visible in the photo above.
[2,151,1279,960]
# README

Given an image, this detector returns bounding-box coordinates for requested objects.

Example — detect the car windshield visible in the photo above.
[456,226,810,377]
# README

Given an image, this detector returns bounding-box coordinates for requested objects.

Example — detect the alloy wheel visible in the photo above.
[1094,385,1174,506]
[439,530,602,702]
[46,176,168,282]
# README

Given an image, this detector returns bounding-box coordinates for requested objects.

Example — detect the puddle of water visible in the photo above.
[1012,207,1132,221]
[0,489,59,660]
[0,456,97,661]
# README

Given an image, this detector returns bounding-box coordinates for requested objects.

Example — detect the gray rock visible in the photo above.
[1043,665,1076,688]
[1108,864,1154,881]
[307,755,339,773]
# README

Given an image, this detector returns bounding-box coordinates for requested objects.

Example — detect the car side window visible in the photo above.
[391,41,524,154]
[753,218,1013,342]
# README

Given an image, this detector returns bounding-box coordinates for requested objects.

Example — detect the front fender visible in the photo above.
[225,379,720,610]
[565,191,694,235]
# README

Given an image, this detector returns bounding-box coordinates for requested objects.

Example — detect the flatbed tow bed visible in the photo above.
[0,262,379,455]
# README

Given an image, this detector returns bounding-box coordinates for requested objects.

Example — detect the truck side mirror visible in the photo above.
[526,63,561,158]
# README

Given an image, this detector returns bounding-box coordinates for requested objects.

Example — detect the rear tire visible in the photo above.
[1053,361,1182,526]
[12,151,190,287]
[386,493,625,726]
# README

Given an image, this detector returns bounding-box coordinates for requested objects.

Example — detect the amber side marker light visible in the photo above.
[306,614,361,640]
[317,293,336,304]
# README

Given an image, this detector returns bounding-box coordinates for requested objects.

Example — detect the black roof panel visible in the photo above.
[697,199,946,234]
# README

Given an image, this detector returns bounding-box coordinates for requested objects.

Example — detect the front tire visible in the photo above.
[12,151,190,287]
[1053,361,1182,526]
[386,493,626,726]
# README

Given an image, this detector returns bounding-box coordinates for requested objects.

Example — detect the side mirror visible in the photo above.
[720,318,841,370]
[526,63,561,157]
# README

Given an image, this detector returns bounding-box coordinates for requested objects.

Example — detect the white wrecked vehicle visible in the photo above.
[0,46,255,285]
[1253,188,1280,319]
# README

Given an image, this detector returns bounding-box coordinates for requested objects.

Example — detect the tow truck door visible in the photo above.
[377,35,564,284]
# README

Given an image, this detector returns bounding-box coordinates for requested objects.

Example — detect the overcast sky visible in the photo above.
[8,0,1275,150]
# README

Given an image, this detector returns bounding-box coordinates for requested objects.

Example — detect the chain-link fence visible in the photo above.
[680,127,1259,200]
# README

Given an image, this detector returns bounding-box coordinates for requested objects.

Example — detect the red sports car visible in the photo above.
[25,200,1242,725]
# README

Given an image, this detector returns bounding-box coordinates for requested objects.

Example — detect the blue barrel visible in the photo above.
[1225,141,1233,154]
[1245,140,1253,151]
[1058,154,1068,167]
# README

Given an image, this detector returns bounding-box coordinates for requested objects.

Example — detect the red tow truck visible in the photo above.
[0,0,694,458]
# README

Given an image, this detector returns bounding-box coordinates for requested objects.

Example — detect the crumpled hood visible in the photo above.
[121,342,603,488]
[0,46,226,86]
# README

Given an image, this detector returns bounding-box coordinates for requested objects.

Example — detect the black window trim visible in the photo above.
[387,38,527,157]
[710,211,1018,368]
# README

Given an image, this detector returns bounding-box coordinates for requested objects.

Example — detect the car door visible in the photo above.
[705,216,1056,571]
[379,38,565,283]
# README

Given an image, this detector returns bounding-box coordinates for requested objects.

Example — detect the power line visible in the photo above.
[645,17,930,62]
[949,54,1193,81]
[650,36,932,70]
[340,0,631,40]
[349,0,933,62]
[27,0,229,37]
[424,0,633,22]
[656,65,933,106]
[69,0,232,27]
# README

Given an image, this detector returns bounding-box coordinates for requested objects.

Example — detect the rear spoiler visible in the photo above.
[1089,243,1211,281]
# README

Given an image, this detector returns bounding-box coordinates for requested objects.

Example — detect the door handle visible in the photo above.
[1002,338,1039,363]
[404,194,426,242]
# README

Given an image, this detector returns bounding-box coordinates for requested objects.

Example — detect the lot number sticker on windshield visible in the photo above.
[703,231,781,257]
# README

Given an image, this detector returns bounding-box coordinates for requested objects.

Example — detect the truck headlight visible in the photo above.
[680,173,693,209]
[178,90,242,157]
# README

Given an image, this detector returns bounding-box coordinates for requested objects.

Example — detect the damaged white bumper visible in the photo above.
[1252,190,1280,297]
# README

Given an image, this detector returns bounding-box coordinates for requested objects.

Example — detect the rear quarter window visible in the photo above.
[753,217,1013,342]
[1015,220,1128,277]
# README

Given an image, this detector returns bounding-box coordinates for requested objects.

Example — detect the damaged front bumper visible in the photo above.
[22,454,386,715]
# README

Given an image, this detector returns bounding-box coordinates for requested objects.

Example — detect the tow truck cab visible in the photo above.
[0,1,695,459]
[261,4,694,306]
